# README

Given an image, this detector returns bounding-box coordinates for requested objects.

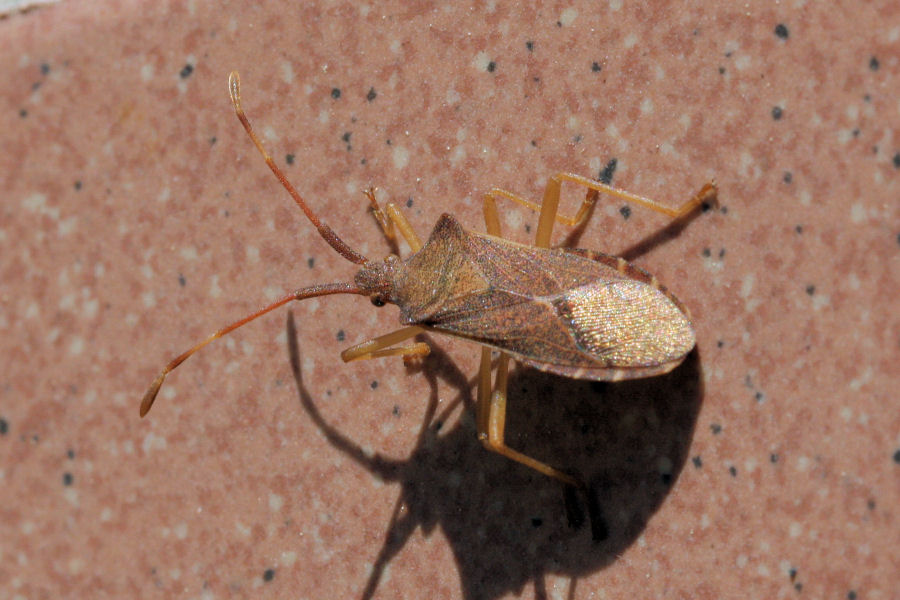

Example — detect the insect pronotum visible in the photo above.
[141,71,718,493]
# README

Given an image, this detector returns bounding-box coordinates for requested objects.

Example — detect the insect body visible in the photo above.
[141,71,717,492]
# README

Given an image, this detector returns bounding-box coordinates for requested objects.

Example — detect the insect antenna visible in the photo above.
[228,71,368,266]
[140,282,364,417]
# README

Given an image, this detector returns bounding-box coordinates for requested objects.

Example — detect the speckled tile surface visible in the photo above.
[1,2,897,599]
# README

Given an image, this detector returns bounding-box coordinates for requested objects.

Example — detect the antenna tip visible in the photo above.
[228,71,241,109]
[140,372,167,418]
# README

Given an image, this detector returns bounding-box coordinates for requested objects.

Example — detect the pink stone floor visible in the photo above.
[1,2,897,599]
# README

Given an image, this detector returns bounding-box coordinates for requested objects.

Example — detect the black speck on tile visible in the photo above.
[892,152,900,168]
[0,418,8,435]
[710,423,722,435]
[263,568,275,582]
[702,247,711,258]
[406,197,413,208]
[770,453,779,463]
[728,466,737,477]
[805,284,816,296]
[867,498,876,510]
[893,448,900,464]
[718,66,726,75]
[179,64,194,79]
[331,88,341,99]
[599,158,617,184]
[531,517,543,527]
[209,136,217,146]
[847,591,857,600]
[366,87,377,102]
[67,448,75,459]
[774,24,789,39]
[487,61,497,73]
[794,583,803,592]
[692,455,702,468]
[307,257,315,268]
[74,180,83,190]
[795,225,803,234]
[869,56,879,71]
[619,205,631,220]
[341,132,351,143]
[772,106,783,120]
[286,154,295,165]
[19,108,27,118]
[336,329,345,342]
[591,61,601,72]
[63,472,74,486]
[783,171,792,184]
[789,567,798,581]
[370,380,378,390]
[392,405,400,416]
[40,62,50,75]
[525,40,534,52]
[717,340,724,348]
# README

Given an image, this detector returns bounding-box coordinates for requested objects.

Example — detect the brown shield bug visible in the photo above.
[141,71,717,493]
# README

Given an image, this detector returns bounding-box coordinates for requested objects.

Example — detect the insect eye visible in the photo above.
[370,296,386,307]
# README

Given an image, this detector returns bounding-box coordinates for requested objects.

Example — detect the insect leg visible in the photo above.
[552,173,718,220]
[340,325,430,362]
[483,186,598,249]
[364,188,423,252]
[476,352,582,488]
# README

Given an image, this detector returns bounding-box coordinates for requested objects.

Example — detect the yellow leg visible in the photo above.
[488,173,718,248]
[365,188,423,252]
[476,190,583,488]
[340,325,429,362]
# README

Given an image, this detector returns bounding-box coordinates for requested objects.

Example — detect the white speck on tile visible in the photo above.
[740,273,754,298]
[449,145,467,166]
[23,192,46,212]
[840,406,853,421]
[68,556,84,574]
[559,7,578,26]
[609,0,622,10]
[210,274,221,298]
[156,187,170,203]
[445,88,461,104]
[280,550,297,566]
[623,33,638,49]
[235,521,251,537]
[141,63,154,82]
[21,521,35,535]
[280,61,294,84]
[744,457,758,473]
[390,39,402,54]
[64,487,79,506]
[700,513,710,529]
[798,189,811,206]
[566,116,580,131]
[811,293,830,310]
[269,494,284,511]
[850,203,866,223]
[174,522,188,539]
[640,98,654,114]
[317,108,329,124]
[757,564,770,577]
[142,432,168,454]
[262,125,278,143]
[142,291,156,308]
[68,337,84,355]
[100,507,113,522]
[796,455,810,471]
[180,246,198,261]
[734,55,751,70]
[392,145,409,170]
[736,554,748,568]
[473,51,492,72]
[246,245,259,262]
[789,522,802,538]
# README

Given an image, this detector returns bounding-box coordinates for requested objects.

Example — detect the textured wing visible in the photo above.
[395,215,695,380]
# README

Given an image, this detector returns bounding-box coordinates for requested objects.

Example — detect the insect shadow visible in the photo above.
[286,312,703,600]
